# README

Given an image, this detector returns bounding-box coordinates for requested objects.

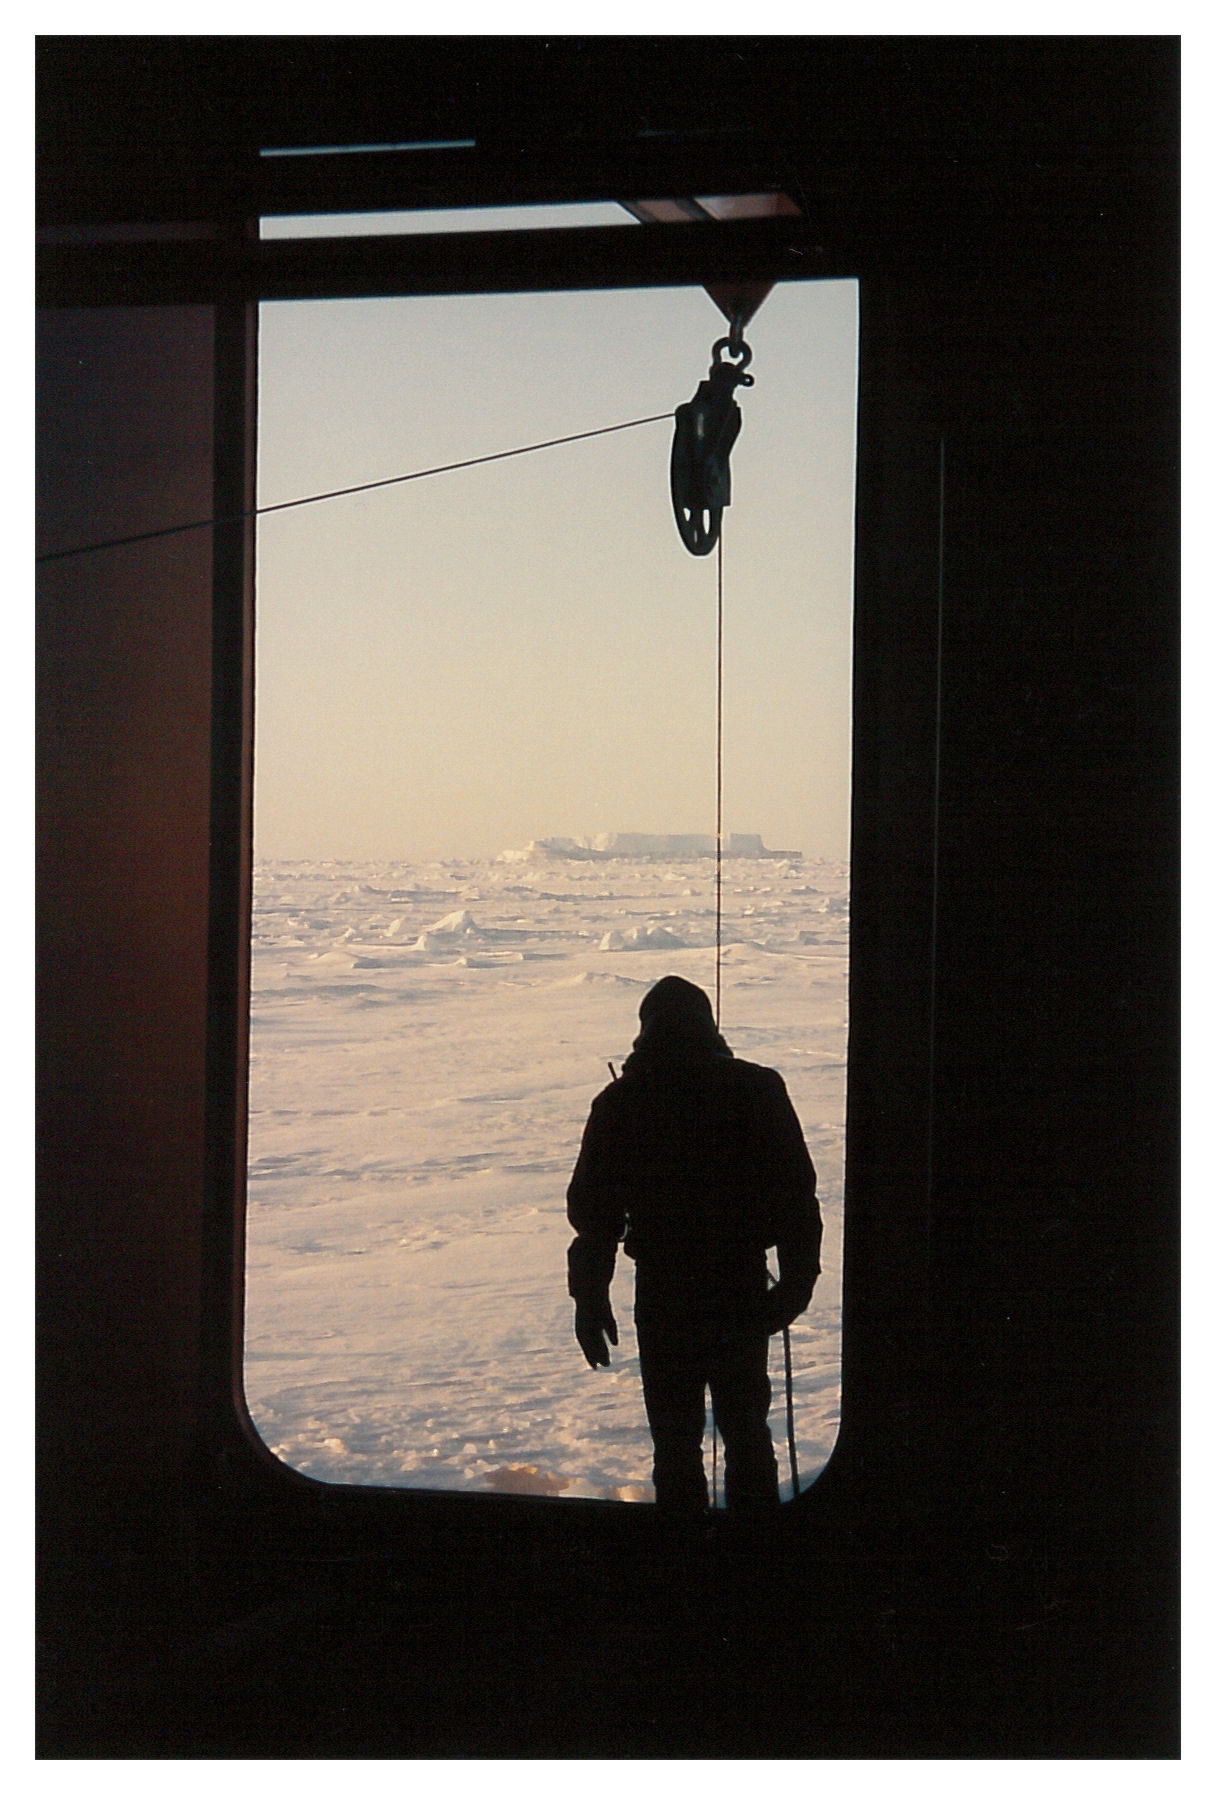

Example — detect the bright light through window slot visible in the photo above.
[244,282,857,1505]
[260,202,641,239]
[261,194,800,240]
[261,140,478,157]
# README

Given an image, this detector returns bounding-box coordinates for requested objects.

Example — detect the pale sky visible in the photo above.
[253,262,857,862]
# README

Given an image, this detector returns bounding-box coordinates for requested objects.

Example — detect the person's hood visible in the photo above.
[622,975,733,1072]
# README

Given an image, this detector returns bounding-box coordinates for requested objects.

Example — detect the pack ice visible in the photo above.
[243,845,848,1504]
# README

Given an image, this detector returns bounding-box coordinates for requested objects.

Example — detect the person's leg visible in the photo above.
[635,1307,710,1513]
[708,1326,780,1514]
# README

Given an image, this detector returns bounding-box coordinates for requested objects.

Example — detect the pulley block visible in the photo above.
[670,337,754,556]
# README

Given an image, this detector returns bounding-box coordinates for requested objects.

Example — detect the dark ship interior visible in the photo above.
[37,36,1179,1756]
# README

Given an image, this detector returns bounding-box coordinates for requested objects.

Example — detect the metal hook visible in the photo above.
[713,334,753,377]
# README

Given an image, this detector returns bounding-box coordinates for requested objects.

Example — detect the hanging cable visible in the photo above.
[715,527,724,1029]
[710,458,801,1505]
[671,311,803,1515]
[36,411,673,567]
[766,1268,802,1497]
[783,1321,800,1495]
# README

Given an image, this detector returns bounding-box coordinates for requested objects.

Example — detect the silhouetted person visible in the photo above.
[567,975,821,1517]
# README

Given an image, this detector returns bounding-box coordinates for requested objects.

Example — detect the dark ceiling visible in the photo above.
[37,36,1179,228]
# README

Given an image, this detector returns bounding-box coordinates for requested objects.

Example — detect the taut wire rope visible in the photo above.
[711,507,799,1508]
[35,411,673,567]
[710,528,724,1508]
[715,527,724,1029]
[783,1315,800,1495]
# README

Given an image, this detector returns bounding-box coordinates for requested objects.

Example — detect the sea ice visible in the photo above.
[598,924,687,952]
[430,908,482,934]
[244,849,849,1504]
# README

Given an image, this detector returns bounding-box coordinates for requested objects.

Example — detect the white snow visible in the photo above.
[243,849,848,1505]
[429,908,482,935]
[598,924,687,951]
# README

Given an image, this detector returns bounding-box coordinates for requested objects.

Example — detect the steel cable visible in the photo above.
[36,411,673,566]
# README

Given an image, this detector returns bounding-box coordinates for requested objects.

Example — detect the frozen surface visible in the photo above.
[243,850,848,1503]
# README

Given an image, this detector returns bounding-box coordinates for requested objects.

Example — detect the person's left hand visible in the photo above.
[574,1301,618,1368]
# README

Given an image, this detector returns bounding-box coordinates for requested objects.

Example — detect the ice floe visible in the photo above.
[245,848,849,1503]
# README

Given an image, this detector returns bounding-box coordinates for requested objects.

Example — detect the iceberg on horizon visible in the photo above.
[498,832,799,863]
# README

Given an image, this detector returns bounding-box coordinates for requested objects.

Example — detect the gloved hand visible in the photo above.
[574,1301,618,1369]
[763,1280,814,1336]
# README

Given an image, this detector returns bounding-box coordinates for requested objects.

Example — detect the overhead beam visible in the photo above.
[38,213,837,309]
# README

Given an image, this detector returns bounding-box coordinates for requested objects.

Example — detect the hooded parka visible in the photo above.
[566,976,821,1512]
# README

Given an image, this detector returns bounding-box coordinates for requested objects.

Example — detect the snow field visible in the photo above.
[243,850,848,1503]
